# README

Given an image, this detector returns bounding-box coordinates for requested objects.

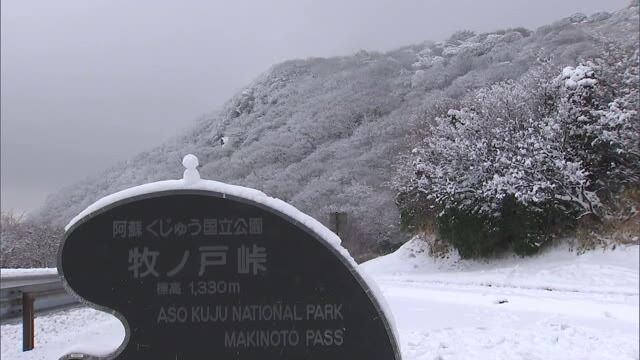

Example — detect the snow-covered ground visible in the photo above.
[2,240,638,359]
[0,268,58,278]
[363,240,639,360]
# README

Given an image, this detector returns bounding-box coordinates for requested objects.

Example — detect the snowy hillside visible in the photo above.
[31,5,639,258]
[2,239,637,359]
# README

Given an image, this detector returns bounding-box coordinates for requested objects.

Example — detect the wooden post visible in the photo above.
[22,292,34,351]
[330,212,347,237]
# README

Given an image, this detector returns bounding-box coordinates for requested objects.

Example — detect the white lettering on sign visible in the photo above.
[188,280,241,296]
[113,221,127,238]
[157,280,242,296]
[306,304,344,321]
[126,245,267,279]
[231,304,304,322]
[237,244,267,275]
[305,329,345,346]
[156,306,188,324]
[154,304,345,324]
[218,219,233,235]
[128,247,160,278]
[113,220,143,239]
[156,282,183,296]
[198,246,228,276]
[167,251,190,277]
[224,330,300,348]
[203,218,217,235]
[191,305,229,322]
[112,217,264,239]
[154,303,347,348]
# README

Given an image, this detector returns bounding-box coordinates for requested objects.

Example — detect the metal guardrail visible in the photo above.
[0,273,60,288]
[1,274,80,351]
[1,276,78,320]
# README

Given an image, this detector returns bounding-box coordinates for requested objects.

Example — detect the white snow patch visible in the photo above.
[1,308,124,359]
[361,238,639,359]
[559,65,597,88]
[0,268,57,278]
[363,237,639,295]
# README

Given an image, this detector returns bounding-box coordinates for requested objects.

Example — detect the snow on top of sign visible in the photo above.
[65,155,399,343]
[64,155,351,262]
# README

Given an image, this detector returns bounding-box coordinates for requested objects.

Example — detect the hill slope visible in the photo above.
[34,6,639,259]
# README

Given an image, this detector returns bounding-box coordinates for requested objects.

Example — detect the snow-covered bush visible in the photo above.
[406,69,589,214]
[555,44,640,215]
[398,68,584,255]
[436,198,570,257]
[396,42,639,257]
[446,30,476,45]
[587,12,612,22]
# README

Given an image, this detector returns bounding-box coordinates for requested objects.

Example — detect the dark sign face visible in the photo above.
[59,190,401,360]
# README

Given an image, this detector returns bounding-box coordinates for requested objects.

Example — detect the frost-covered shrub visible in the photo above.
[588,12,612,22]
[436,207,505,258]
[396,42,640,257]
[412,63,450,90]
[447,30,476,45]
[559,42,599,63]
[448,53,475,78]
[482,61,528,84]
[436,198,569,258]
[411,70,427,88]
[536,24,554,36]
[501,31,524,43]
[555,44,640,211]
[428,43,444,57]
[509,27,533,38]
[412,49,445,69]
[230,89,256,118]
[404,71,591,217]
[551,28,589,46]
[569,13,588,24]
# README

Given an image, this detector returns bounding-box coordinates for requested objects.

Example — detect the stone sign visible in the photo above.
[58,155,401,359]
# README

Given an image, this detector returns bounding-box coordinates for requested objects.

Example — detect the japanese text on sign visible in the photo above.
[127,245,267,279]
[113,217,263,239]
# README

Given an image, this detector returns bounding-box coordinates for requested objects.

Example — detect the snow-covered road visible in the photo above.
[366,241,639,360]
[2,242,638,359]
[382,278,637,359]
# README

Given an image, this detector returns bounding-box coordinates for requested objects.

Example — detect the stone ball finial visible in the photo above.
[183,154,199,169]
[182,154,200,184]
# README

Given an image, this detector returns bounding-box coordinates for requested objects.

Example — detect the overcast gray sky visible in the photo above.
[0,0,628,214]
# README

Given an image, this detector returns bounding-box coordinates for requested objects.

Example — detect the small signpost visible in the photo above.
[58,155,401,359]
[329,212,348,237]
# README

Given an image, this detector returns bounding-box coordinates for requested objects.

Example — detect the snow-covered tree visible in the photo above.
[1,211,63,268]
[396,41,639,256]
[554,43,640,215]
[403,69,590,217]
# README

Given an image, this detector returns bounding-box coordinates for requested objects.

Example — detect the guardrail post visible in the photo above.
[22,292,35,351]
